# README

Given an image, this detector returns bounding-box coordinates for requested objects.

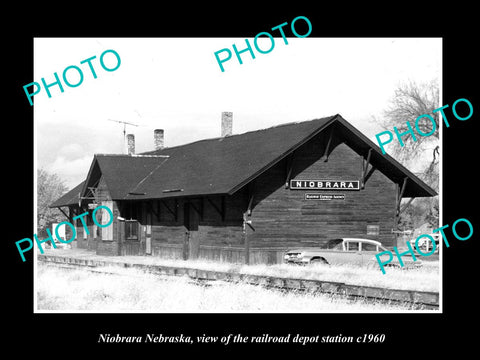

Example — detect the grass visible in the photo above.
[242,262,439,292]
[36,263,431,312]
[40,248,440,292]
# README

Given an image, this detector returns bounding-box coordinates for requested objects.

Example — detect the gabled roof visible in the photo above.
[49,180,85,208]
[81,154,170,201]
[128,115,339,199]
[50,114,437,208]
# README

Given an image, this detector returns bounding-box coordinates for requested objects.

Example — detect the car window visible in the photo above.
[326,239,343,250]
[362,243,377,251]
[346,242,359,251]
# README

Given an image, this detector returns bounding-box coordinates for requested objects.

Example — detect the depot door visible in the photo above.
[183,203,200,260]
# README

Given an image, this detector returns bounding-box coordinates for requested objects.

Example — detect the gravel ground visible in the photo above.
[36,262,430,312]
[37,247,440,292]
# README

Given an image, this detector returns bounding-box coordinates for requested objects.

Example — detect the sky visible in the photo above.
[34,37,442,189]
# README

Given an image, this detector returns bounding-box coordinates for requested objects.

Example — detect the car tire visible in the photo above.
[310,258,328,265]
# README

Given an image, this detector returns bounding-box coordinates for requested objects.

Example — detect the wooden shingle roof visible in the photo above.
[50,114,437,207]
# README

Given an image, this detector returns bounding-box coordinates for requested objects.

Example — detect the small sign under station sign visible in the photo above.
[304,193,345,201]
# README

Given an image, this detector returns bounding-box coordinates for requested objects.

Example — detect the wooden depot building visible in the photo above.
[50,113,437,264]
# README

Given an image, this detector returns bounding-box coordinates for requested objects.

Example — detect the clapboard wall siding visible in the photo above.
[97,133,397,261]
[52,116,435,263]
[248,137,397,248]
[144,135,396,256]
[148,195,244,247]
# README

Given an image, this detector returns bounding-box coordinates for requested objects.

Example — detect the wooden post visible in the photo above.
[183,231,189,260]
[393,178,408,247]
[174,198,178,222]
[243,213,250,265]
[221,196,226,221]
[244,182,255,265]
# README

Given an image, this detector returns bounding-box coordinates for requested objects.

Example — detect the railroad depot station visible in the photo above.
[50,113,436,264]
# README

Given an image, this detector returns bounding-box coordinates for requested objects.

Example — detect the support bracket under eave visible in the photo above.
[147,200,160,221]
[207,196,225,221]
[246,181,255,216]
[395,177,408,216]
[284,153,294,189]
[247,194,254,216]
[160,199,178,222]
[399,197,416,215]
[58,207,70,221]
[189,199,204,221]
[361,148,375,189]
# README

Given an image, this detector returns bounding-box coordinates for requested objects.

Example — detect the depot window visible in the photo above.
[367,225,380,235]
[125,220,139,241]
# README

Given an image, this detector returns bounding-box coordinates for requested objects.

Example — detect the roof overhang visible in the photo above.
[49,114,436,209]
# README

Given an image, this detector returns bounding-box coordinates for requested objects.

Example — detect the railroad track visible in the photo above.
[38,254,439,310]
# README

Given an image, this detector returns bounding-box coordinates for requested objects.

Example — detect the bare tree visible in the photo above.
[377,80,440,230]
[378,79,440,164]
[37,168,68,237]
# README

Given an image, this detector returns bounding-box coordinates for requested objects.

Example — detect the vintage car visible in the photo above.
[284,238,420,269]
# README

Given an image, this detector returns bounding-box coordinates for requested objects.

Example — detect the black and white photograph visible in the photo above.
[7,6,478,355]
[33,37,442,314]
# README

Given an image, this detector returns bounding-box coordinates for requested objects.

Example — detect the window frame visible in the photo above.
[346,241,360,251]
[360,242,378,252]
[125,220,139,241]
[366,224,380,236]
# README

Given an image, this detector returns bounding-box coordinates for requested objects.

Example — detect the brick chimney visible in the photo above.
[221,112,233,137]
[127,134,135,155]
[154,129,164,150]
